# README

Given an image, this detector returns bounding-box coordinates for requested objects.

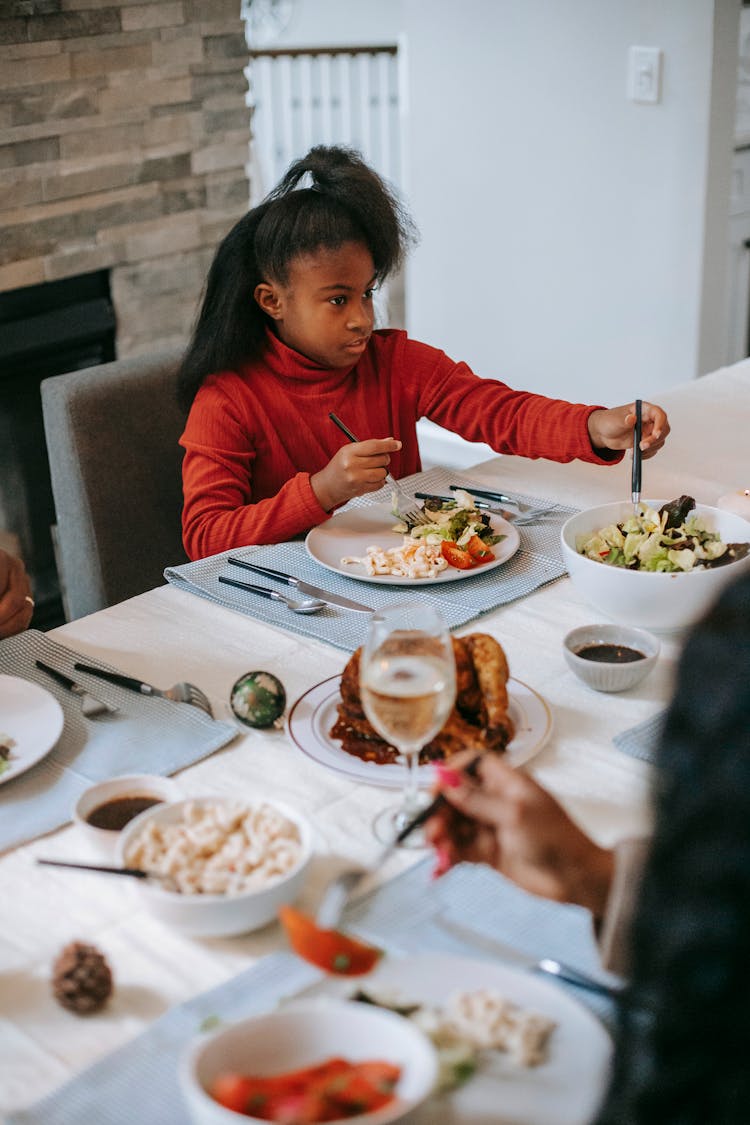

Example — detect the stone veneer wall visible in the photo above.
[0,0,250,356]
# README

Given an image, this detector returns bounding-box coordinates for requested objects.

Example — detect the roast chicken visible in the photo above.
[330,632,514,765]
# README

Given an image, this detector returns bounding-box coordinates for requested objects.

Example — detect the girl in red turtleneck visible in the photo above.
[178,146,669,561]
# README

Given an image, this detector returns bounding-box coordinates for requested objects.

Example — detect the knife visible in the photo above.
[414,491,512,517]
[448,483,518,506]
[35,660,118,715]
[227,558,373,613]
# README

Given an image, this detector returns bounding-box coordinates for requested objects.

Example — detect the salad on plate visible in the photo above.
[577,495,750,573]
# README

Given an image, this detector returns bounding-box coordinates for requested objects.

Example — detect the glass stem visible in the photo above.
[398,749,422,827]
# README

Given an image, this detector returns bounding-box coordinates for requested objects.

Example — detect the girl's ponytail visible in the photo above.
[267,145,416,281]
[178,145,416,407]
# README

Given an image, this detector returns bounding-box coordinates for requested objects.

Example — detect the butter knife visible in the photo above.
[227,558,373,613]
[414,491,511,517]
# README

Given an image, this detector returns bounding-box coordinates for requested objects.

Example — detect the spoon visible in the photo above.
[37,858,178,891]
[218,575,325,614]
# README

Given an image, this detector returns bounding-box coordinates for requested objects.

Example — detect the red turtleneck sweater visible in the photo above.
[180,329,617,560]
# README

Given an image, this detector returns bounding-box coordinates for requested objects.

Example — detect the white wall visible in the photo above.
[246,0,740,415]
[402,0,739,405]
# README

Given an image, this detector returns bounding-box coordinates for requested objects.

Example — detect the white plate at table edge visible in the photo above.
[288,952,612,1125]
[304,503,521,585]
[287,674,552,789]
[0,674,64,787]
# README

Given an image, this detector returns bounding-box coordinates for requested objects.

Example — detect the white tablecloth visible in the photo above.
[2,358,748,1116]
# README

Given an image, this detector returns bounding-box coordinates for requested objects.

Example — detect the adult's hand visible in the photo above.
[426,751,614,922]
[587,401,669,460]
[0,549,34,639]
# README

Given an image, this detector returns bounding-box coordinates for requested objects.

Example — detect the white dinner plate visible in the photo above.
[301,952,612,1125]
[287,674,552,789]
[305,503,521,585]
[0,674,64,787]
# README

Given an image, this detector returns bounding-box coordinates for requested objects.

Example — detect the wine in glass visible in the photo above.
[360,602,456,845]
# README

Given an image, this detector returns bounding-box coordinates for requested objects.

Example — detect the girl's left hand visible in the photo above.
[587,401,670,460]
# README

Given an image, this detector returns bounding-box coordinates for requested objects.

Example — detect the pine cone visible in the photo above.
[52,941,113,1014]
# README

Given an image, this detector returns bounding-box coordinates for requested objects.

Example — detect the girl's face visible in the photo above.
[254,241,377,368]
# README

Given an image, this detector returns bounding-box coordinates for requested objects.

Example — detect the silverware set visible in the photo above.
[221,557,373,615]
[35,658,213,718]
[414,489,558,525]
[73,663,213,717]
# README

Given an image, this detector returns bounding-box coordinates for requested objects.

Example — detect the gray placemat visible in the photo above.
[0,631,237,853]
[612,710,666,765]
[9,858,616,1125]
[165,467,577,654]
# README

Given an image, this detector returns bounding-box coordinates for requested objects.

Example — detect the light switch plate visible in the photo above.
[628,46,663,104]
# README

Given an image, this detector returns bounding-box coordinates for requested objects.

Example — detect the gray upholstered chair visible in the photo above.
[41,347,188,620]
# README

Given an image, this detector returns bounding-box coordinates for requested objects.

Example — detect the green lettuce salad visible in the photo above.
[577,495,749,573]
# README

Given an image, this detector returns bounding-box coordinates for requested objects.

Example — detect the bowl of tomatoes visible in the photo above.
[180,999,438,1124]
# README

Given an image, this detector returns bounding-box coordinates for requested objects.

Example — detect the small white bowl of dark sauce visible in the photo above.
[562,624,660,693]
[74,774,182,854]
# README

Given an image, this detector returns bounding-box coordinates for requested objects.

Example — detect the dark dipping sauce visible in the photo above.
[86,795,163,831]
[575,643,645,664]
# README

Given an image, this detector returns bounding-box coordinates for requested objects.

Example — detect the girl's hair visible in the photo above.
[177,145,416,409]
[595,569,750,1124]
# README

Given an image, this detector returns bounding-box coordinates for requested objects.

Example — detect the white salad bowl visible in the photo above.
[116,795,312,937]
[180,1000,438,1125]
[561,500,750,632]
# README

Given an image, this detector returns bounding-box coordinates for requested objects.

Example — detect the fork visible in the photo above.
[449,484,558,520]
[72,663,213,718]
[327,412,423,521]
[416,491,555,526]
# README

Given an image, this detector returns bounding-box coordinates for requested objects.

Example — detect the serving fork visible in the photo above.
[316,758,483,930]
[72,663,213,718]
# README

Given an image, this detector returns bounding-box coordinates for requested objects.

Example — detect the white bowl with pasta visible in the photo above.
[116,796,312,937]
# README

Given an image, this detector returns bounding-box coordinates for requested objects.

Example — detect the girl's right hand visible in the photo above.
[311,437,402,511]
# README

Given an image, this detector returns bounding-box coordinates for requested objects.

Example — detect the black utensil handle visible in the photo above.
[395,755,483,844]
[35,659,75,691]
[449,484,514,505]
[328,412,359,443]
[227,557,291,585]
[73,663,146,692]
[632,398,643,495]
[37,858,148,879]
[219,575,275,599]
[414,492,490,510]
[414,492,455,504]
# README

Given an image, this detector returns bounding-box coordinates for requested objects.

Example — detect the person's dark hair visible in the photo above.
[177,145,416,409]
[596,569,750,1124]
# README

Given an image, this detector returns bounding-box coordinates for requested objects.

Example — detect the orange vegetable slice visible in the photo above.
[278,906,383,976]
[466,534,495,563]
[440,541,474,569]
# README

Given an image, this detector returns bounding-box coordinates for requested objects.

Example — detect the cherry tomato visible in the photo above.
[440,541,474,569]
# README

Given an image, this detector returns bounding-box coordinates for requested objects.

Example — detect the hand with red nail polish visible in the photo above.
[424,750,614,920]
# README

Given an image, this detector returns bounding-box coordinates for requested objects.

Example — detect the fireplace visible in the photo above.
[0,272,117,628]
[0,2,252,624]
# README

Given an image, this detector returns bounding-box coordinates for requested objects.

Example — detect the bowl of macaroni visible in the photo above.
[117,796,312,937]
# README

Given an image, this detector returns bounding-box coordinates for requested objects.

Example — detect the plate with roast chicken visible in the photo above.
[287,633,552,788]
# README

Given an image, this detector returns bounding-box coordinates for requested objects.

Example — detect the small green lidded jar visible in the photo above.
[230,671,286,729]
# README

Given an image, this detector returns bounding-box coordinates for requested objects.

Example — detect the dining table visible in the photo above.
[1,355,748,1124]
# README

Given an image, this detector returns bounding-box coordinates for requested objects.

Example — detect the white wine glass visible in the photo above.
[360,602,457,846]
